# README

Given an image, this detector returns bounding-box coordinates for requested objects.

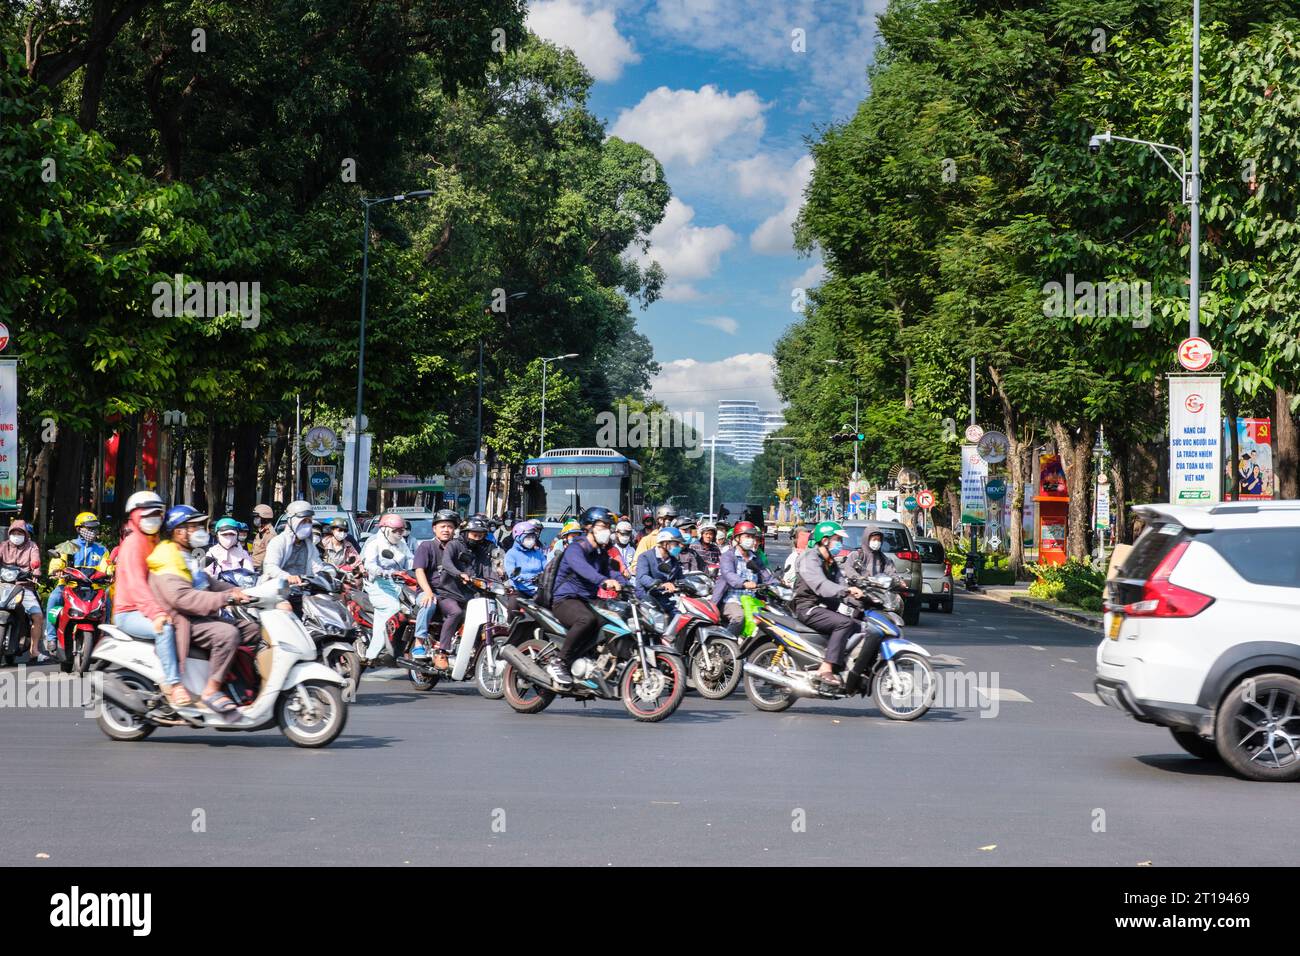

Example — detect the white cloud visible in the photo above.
[791,260,827,289]
[650,353,782,434]
[527,0,641,82]
[734,153,814,255]
[610,85,767,166]
[633,197,736,296]
[697,316,739,334]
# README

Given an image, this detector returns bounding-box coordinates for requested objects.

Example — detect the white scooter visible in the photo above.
[398,577,510,699]
[91,578,349,748]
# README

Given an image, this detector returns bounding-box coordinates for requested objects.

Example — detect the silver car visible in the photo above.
[914,537,954,613]
[839,520,924,626]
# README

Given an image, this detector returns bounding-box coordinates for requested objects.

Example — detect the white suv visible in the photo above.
[1095,501,1300,781]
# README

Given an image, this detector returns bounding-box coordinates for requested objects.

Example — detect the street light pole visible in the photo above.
[539,353,578,457]
[353,189,433,514]
[1189,0,1201,338]
[709,435,717,517]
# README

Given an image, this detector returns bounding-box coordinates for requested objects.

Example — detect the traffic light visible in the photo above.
[830,432,867,444]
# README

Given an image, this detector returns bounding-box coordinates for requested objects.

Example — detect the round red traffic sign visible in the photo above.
[0,322,9,351]
[917,489,935,509]
[1177,337,1214,372]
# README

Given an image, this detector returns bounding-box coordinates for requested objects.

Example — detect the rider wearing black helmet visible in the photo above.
[547,505,627,686]
[631,503,678,576]
[431,513,501,670]
[411,509,460,660]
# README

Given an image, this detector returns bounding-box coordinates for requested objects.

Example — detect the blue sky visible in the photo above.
[527,0,886,432]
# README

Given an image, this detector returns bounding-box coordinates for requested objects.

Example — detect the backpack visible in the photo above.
[535,552,563,609]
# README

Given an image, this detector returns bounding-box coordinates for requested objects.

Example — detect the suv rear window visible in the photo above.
[915,541,945,564]
[841,526,911,553]
[1202,528,1300,588]
[1120,521,1188,580]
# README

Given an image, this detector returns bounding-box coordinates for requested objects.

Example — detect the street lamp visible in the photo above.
[353,189,434,514]
[1087,0,1201,338]
[474,291,528,514]
[539,353,578,456]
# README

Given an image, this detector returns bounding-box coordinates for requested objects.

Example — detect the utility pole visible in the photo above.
[1189,0,1201,338]
[708,435,717,517]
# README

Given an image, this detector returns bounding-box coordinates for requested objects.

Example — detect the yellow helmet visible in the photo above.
[74,511,100,528]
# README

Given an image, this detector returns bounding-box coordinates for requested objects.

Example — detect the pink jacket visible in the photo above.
[113,525,166,620]
[0,539,40,572]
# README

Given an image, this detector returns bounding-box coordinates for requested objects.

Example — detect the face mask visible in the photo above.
[295,522,313,541]
[139,516,163,535]
[828,540,843,556]
[384,529,403,545]
[79,528,98,543]
[253,517,264,528]
[333,529,346,541]
[668,545,682,557]
[312,532,322,545]
[238,534,248,544]
[617,532,631,544]
[682,533,694,545]
[594,528,611,546]
[7,534,23,547]
[218,532,238,548]
[739,535,756,551]
[522,535,538,550]
[868,540,882,551]
[189,529,211,549]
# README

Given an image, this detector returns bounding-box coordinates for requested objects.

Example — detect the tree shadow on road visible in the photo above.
[138,733,401,750]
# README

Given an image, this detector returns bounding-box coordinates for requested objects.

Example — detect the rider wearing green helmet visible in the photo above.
[791,520,868,688]
[209,516,255,574]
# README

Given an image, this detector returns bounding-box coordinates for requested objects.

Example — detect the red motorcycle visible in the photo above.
[52,566,113,674]
[341,563,420,666]
[637,572,741,699]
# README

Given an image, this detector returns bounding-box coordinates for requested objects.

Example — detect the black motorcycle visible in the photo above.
[0,563,36,666]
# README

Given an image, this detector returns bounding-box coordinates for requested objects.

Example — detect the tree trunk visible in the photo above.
[232,423,260,518]
[49,430,87,540]
[1109,440,1129,546]
[116,422,137,521]
[261,426,285,506]
[989,365,1031,579]
[1049,420,1095,562]
[944,485,961,538]
[191,444,207,512]
[1275,386,1298,499]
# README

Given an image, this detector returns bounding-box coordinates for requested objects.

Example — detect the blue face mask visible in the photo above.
[669,545,682,557]
[828,540,843,556]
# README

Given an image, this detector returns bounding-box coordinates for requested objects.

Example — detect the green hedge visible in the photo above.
[1027,559,1106,611]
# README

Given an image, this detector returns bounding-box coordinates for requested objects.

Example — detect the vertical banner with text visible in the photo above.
[1168,375,1222,506]
[341,434,372,513]
[960,444,988,524]
[0,360,15,509]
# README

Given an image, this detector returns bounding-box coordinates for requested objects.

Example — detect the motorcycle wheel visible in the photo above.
[331,650,363,701]
[501,639,555,715]
[872,652,936,721]
[409,667,439,691]
[621,652,686,722]
[61,634,77,674]
[276,680,348,748]
[742,641,796,712]
[689,633,741,699]
[97,671,157,742]
[474,643,505,699]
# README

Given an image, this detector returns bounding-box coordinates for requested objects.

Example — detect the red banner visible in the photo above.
[102,432,119,504]
[141,412,159,491]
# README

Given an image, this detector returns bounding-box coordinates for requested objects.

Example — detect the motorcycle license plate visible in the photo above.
[1107,614,1122,640]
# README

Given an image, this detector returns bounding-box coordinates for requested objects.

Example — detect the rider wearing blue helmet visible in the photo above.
[547,506,627,686]
[635,526,685,611]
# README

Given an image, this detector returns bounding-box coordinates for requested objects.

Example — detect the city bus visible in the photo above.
[522,448,644,521]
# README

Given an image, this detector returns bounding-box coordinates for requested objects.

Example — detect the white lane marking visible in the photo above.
[1060,658,1079,663]
[1074,692,1105,707]
[930,654,964,666]
[361,667,408,681]
[1029,645,1045,651]
[977,687,1032,703]
[982,626,996,631]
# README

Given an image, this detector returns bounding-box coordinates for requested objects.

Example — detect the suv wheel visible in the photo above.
[1214,673,1300,781]
[1169,728,1219,761]
[902,599,920,627]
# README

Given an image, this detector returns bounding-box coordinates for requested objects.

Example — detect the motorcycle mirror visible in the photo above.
[381,549,394,559]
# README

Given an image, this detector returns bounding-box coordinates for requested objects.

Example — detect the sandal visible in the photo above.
[201,692,238,714]
[816,671,843,688]
[432,652,450,669]
[164,684,195,707]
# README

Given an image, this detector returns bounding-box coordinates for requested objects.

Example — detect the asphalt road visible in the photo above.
[1,552,1292,866]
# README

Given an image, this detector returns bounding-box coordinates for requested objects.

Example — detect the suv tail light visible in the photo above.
[895,550,919,562]
[943,561,952,577]
[1117,540,1213,618]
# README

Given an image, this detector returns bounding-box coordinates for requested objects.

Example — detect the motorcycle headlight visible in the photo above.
[1,568,17,583]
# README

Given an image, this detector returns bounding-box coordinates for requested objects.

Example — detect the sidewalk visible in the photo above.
[967,582,1103,631]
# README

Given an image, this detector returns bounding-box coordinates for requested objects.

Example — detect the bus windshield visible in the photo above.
[537,475,624,519]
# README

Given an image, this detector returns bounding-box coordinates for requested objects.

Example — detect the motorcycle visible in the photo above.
[92,577,349,747]
[499,588,687,722]
[0,563,36,666]
[218,567,362,703]
[740,575,937,720]
[636,572,741,699]
[341,559,419,666]
[50,564,113,674]
[396,576,510,699]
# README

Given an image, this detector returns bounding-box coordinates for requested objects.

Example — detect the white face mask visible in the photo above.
[294,522,313,540]
[617,532,631,544]
[218,532,238,548]
[868,540,882,552]
[312,532,322,545]
[140,516,163,535]
[384,529,403,545]
[522,535,538,550]
[332,529,346,541]
[594,527,611,545]
[189,529,211,549]
[7,534,23,547]
[739,535,756,551]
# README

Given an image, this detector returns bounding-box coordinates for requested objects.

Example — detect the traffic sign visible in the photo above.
[917,489,935,509]
[985,478,1007,500]
[977,430,1009,464]
[904,495,918,511]
[0,323,9,351]
[964,424,984,443]
[1177,337,1214,372]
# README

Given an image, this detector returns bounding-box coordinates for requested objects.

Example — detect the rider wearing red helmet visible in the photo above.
[711,520,777,634]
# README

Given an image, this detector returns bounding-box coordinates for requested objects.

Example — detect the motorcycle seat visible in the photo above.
[763,610,830,642]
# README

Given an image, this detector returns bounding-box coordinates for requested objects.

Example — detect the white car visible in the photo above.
[1095,501,1300,780]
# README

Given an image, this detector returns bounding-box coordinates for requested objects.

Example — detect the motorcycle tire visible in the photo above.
[97,671,157,742]
[742,641,796,712]
[276,680,348,748]
[689,633,741,700]
[872,652,935,721]
[331,650,363,701]
[621,652,686,722]
[474,644,505,700]
[501,638,555,715]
